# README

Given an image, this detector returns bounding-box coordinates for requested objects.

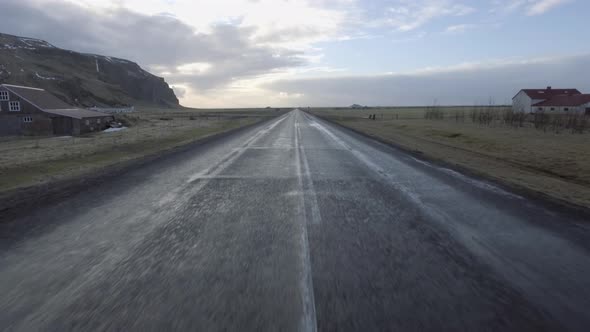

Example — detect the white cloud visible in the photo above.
[170,84,187,99]
[1,0,309,97]
[444,24,475,33]
[261,54,590,107]
[61,0,356,48]
[527,0,572,15]
[4,0,363,107]
[2,0,584,108]
[376,0,475,31]
[163,53,590,108]
[278,92,304,99]
[492,0,572,15]
[176,63,213,76]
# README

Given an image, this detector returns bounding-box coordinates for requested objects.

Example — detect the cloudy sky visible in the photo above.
[2,0,589,107]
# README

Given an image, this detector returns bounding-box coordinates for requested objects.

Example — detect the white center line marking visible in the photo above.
[294,110,318,332]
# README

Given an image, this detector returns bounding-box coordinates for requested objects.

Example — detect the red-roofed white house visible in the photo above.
[512,86,582,113]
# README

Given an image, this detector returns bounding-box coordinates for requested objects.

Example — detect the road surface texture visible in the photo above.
[1,110,590,331]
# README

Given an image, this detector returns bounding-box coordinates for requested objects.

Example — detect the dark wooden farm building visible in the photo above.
[0,84,114,136]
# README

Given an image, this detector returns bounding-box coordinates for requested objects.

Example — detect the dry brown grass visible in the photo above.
[0,109,275,192]
[311,108,590,209]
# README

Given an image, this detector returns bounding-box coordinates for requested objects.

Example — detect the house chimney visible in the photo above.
[547,86,552,90]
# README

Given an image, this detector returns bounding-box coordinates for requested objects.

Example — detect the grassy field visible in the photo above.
[310,107,590,209]
[310,106,493,120]
[0,108,281,193]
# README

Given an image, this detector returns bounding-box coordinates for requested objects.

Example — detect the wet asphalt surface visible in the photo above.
[1,109,590,331]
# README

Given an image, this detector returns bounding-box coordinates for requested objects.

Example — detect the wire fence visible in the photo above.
[423,106,590,134]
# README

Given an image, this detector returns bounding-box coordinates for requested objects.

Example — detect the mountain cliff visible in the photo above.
[0,33,179,107]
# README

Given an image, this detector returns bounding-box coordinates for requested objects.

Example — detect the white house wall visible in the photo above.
[512,91,533,112]
[537,105,588,114]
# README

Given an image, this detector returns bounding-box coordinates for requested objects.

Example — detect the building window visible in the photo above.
[564,108,569,111]
[23,116,33,123]
[9,101,21,112]
[550,107,555,111]
[97,119,101,124]
[0,91,8,101]
[538,107,542,111]
[85,120,90,125]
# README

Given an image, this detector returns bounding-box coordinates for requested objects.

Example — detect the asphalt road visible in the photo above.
[1,109,590,331]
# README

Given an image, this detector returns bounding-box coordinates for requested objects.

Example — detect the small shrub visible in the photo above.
[564,113,588,134]
[424,106,444,120]
[115,114,140,127]
[502,109,526,128]
[533,112,550,131]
